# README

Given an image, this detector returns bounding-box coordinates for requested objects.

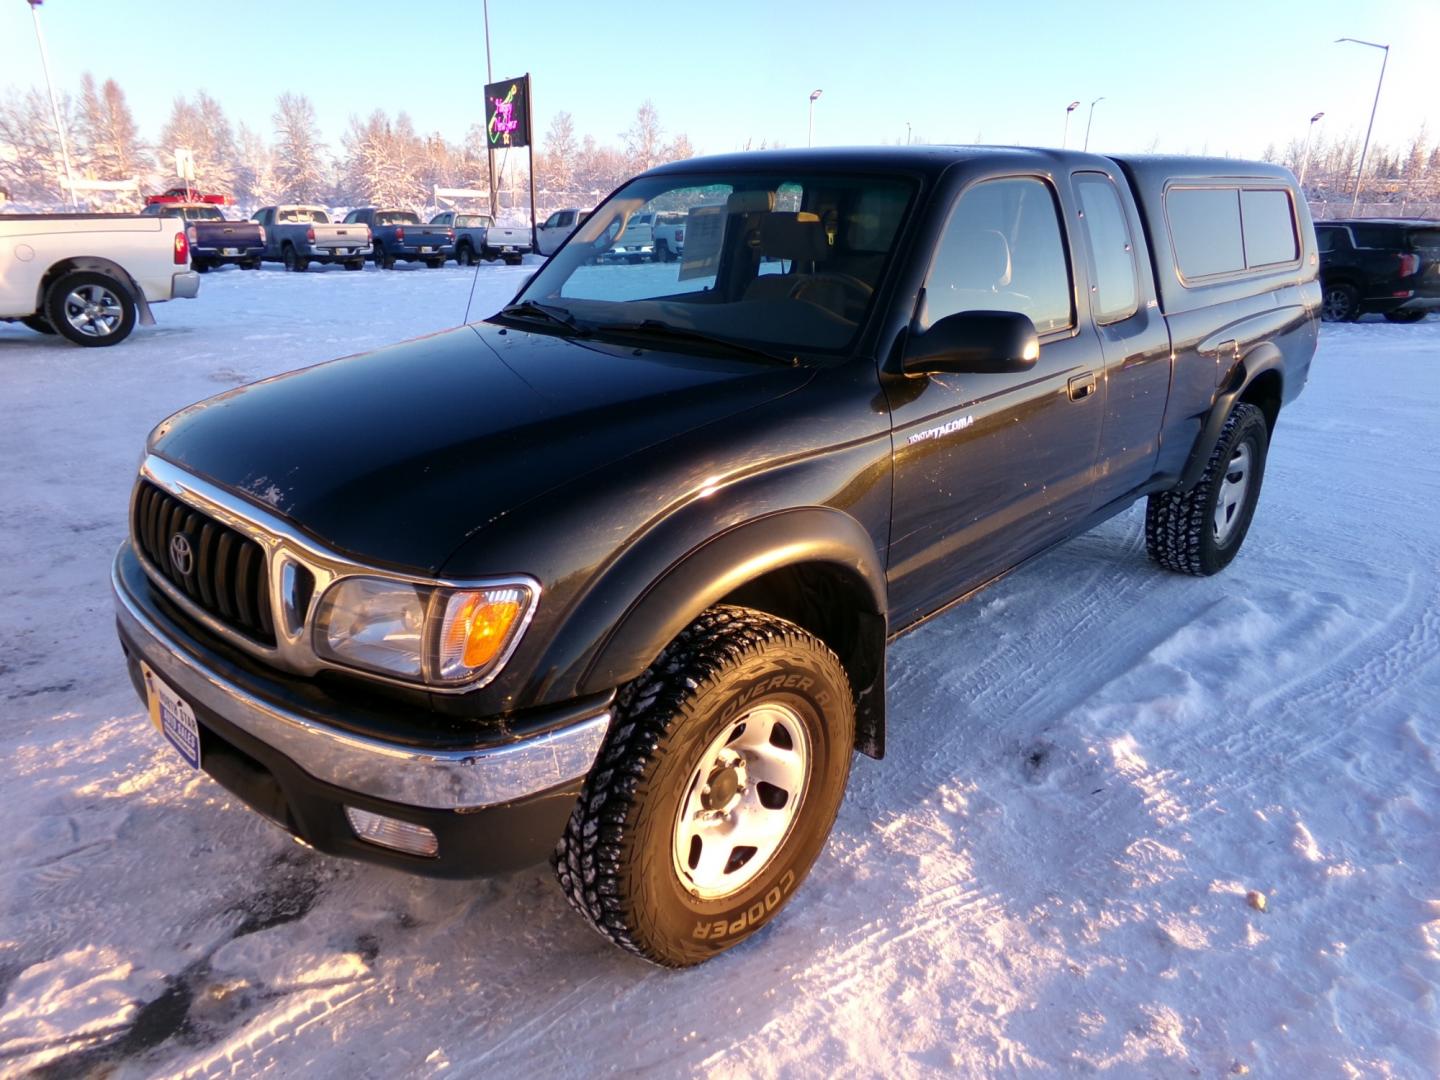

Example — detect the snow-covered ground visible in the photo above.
[1,267,1437,1078]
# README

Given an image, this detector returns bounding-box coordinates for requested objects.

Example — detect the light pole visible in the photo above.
[808,89,822,147]
[1082,96,1104,152]
[1298,110,1324,188]
[905,121,912,146]
[484,0,497,218]
[1062,101,1080,149]
[1336,37,1389,216]
[27,0,77,209]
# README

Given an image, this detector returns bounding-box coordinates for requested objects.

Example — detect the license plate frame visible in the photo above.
[141,661,201,769]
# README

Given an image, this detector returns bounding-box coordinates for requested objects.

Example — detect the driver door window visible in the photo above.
[922,177,1073,335]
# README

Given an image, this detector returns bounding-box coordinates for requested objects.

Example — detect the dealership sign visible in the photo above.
[485,76,531,149]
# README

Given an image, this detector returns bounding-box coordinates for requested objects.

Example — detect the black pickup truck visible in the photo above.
[1316,218,1440,322]
[140,202,264,271]
[112,147,1318,967]
[341,208,454,269]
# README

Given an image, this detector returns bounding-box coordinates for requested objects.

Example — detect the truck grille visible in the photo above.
[132,480,276,645]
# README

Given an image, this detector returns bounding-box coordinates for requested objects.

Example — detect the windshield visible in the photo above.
[278,207,330,224]
[376,211,421,225]
[514,170,916,353]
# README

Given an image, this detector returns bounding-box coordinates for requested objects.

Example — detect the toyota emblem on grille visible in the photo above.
[169,533,194,577]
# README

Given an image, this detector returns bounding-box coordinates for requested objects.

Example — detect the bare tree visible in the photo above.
[542,111,577,194]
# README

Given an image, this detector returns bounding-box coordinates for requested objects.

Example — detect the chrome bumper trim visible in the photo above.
[114,549,609,810]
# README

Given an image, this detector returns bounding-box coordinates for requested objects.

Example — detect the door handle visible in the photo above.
[1068,372,1097,402]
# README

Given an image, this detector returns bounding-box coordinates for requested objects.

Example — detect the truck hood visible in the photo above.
[149,322,813,573]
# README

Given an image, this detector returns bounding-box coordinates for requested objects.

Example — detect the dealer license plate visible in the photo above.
[141,662,200,769]
[222,247,239,256]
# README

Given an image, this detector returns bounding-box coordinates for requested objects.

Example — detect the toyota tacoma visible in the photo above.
[113,147,1319,966]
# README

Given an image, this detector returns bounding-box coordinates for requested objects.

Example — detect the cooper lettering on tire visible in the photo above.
[554,607,854,967]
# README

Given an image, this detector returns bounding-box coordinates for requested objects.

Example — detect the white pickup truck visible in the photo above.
[536,207,592,256]
[1,213,200,346]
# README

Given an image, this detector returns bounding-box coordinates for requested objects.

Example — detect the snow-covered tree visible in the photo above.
[272,92,327,203]
[623,100,664,173]
[159,92,236,195]
[234,122,278,209]
[542,111,577,194]
[0,87,74,203]
[76,74,142,182]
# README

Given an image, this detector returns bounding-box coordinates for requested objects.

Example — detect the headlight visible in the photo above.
[313,576,536,686]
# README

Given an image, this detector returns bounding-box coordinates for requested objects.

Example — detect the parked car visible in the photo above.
[252,205,371,271]
[652,211,687,261]
[146,187,229,207]
[2,212,199,346]
[601,210,656,262]
[342,208,453,269]
[112,147,1317,967]
[1316,218,1440,322]
[429,211,531,265]
[141,202,265,271]
[536,207,592,256]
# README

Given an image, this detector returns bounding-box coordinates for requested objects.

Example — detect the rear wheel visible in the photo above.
[503,254,522,266]
[242,259,261,271]
[344,259,364,271]
[21,314,56,335]
[43,271,138,347]
[282,245,308,273]
[1383,309,1427,323]
[1145,402,1269,576]
[372,244,393,270]
[194,260,213,274]
[555,606,854,967]
[426,257,445,268]
[1321,282,1360,322]
[456,243,474,266]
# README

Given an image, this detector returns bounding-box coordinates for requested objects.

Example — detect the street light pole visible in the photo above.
[1298,111,1324,188]
[484,0,497,219]
[808,89,822,147]
[1336,37,1389,216]
[1062,101,1080,149]
[27,0,77,209]
[1082,97,1104,152]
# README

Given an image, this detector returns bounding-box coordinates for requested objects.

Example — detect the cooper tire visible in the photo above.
[555,605,854,967]
[1145,402,1269,576]
[1321,282,1360,322]
[43,270,138,347]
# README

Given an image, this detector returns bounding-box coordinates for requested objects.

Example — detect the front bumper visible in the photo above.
[113,544,612,876]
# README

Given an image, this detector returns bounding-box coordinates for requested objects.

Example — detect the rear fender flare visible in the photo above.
[38,257,156,326]
[1178,343,1284,490]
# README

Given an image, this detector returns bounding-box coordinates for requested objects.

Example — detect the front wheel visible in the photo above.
[1383,309,1427,324]
[43,271,138,347]
[1145,402,1269,576]
[555,606,854,967]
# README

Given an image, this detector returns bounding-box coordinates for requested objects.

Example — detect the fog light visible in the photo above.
[345,806,438,857]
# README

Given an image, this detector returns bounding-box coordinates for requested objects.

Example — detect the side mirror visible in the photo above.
[903,310,1040,376]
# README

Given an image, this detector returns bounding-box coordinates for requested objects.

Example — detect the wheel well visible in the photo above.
[721,561,887,758]
[36,258,129,309]
[1240,369,1283,433]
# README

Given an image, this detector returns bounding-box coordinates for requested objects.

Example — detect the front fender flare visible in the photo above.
[575,506,889,755]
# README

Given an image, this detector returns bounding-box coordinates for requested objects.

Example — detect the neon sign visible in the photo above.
[484,76,531,149]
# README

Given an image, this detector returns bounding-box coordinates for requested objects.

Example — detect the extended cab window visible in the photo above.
[1240,189,1297,266]
[1074,174,1138,324]
[1167,188,1245,279]
[924,177,1073,335]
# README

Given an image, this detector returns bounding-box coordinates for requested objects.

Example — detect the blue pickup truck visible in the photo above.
[251,205,371,271]
[342,208,454,269]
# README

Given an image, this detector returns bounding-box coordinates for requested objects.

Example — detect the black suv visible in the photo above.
[1316,218,1440,322]
[113,148,1319,967]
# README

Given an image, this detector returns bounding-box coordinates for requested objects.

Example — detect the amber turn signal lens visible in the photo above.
[435,585,533,682]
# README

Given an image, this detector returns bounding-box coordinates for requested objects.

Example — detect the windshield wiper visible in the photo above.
[593,320,798,367]
[498,300,588,333]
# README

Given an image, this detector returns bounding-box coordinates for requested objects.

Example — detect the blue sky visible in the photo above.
[3,0,1434,159]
